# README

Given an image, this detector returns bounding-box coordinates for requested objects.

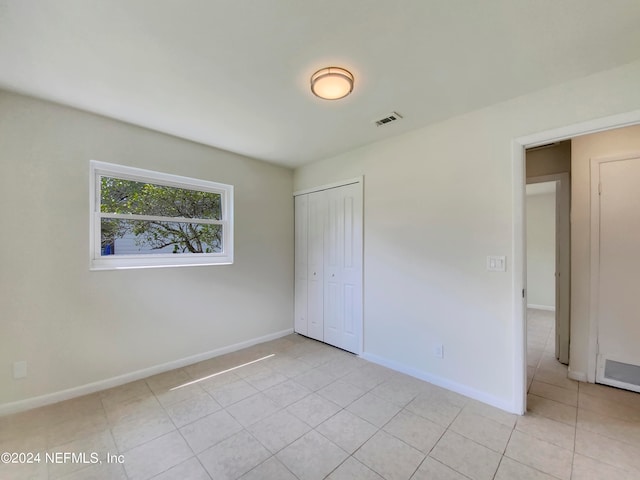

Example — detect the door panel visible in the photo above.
[323,183,362,353]
[307,190,325,341]
[596,155,640,391]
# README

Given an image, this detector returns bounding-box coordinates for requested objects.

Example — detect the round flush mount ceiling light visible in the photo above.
[310,67,354,100]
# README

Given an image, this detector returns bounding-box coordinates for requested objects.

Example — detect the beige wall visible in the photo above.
[526,190,556,308]
[570,124,640,380]
[526,141,571,178]
[294,59,640,411]
[0,91,294,408]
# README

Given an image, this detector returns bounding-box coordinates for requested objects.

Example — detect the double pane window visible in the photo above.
[90,161,233,269]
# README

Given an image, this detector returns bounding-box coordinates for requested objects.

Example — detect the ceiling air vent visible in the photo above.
[374,111,403,127]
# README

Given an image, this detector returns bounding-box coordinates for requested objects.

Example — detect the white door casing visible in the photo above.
[294,194,309,336]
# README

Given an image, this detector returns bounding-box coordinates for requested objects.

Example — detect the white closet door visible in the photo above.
[596,155,640,391]
[306,190,325,341]
[323,183,362,354]
[294,195,308,336]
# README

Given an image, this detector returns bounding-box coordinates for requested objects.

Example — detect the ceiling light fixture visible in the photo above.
[310,67,354,100]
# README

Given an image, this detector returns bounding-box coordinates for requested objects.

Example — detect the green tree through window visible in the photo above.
[100,177,223,254]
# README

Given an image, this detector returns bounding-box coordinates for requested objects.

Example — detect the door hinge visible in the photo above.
[598,182,602,195]
[522,288,525,298]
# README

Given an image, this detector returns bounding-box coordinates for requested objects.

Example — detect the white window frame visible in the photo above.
[90,160,234,270]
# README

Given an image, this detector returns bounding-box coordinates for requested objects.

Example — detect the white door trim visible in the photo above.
[590,152,640,384]
[511,109,640,415]
[293,176,363,196]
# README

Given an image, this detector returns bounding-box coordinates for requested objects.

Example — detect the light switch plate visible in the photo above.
[487,255,506,272]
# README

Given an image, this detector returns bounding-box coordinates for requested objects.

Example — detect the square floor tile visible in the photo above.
[316,409,378,454]
[355,430,424,480]
[505,430,572,480]
[277,430,348,480]
[449,410,512,453]
[122,431,193,480]
[294,368,336,391]
[370,376,425,407]
[405,392,462,428]
[163,391,221,428]
[530,380,577,407]
[248,410,311,453]
[578,392,640,422]
[516,412,575,450]
[262,379,311,407]
[494,457,557,480]
[287,393,341,427]
[244,370,289,391]
[383,410,445,454]
[347,392,402,427]
[326,457,384,480]
[577,407,640,447]
[239,457,297,480]
[48,430,118,479]
[575,427,640,473]
[430,430,501,480]
[54,462,128,480]
[410,456,468,480]
[318,379,367,408]
[463,400,517,428]
[526,394,576,426]
[226,393,281,427]
[208,379,259,408]
[571,452,639,480]
[198,430,270,480]
[111,409,175,452]
[179,410,243,453]
[150,457,210,480]
[341,365,391,391]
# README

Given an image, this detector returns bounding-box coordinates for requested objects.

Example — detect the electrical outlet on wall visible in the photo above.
[434,344,444,359]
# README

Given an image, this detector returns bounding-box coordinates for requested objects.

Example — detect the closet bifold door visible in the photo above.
[294,194,309,336]
[294,180,363,354]
[306,190,326,342]
[323,183,362,353]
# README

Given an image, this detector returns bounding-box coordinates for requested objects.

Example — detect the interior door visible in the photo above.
[306,190,325,341]
[596,154,640,392]
[323,183,363,354]
[555,175,570,365]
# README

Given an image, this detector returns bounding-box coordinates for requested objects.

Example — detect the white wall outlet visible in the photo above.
[13,361,27,379]
[434,344,444,359]
[486,255,506,272]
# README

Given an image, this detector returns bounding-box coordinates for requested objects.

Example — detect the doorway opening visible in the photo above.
[525,142,572,397]
[512,111,640,415]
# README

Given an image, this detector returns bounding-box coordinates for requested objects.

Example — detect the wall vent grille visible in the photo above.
[374,112,403,127]
[604,359,640,388]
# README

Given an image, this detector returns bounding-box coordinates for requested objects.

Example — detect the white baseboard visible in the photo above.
[0,328,293,417]
[527,304,556,311]
[567,369,588,382]
[360,352,515,414]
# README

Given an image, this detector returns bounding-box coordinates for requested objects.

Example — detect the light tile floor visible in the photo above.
[1,309,639,479]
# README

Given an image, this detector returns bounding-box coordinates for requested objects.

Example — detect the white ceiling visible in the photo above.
[1,1,639,168]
